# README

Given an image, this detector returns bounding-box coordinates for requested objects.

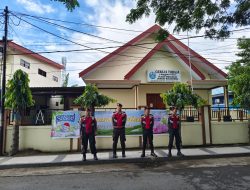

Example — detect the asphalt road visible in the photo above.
[0,157,250,190]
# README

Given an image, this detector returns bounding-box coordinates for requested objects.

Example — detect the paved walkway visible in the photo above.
[0,146,250,169]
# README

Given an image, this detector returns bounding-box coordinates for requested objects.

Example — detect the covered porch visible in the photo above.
[7,87,85,126]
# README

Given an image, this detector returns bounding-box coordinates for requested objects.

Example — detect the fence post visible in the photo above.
[218,107,221,122]
[239,109,243,122]
[248,115,250,144]
[201,105,212,145]
[70,138,73,152]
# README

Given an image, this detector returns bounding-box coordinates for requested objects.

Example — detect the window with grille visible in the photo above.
[20,59,30,69]
[53,75,58,82]
[38,69,46,77]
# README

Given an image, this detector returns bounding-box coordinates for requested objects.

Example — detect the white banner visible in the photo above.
[147,70,181,82]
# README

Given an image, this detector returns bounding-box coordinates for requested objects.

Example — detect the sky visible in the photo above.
[0,0,249,94]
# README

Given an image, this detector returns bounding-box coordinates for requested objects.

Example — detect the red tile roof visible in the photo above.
[2,41,64,69]
[78,25,227,80]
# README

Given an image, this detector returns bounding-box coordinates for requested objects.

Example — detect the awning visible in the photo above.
[187,80,228,89]
[84,80,141,89]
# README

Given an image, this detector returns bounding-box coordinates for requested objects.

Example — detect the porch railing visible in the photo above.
[7,106,247,126]
[211,106,248,121]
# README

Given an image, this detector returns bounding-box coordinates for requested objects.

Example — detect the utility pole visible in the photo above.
[0,6,9,155]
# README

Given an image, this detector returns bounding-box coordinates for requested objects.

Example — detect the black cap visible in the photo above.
[144,106,150,110]
[86,108,91,111]
[117,103,123,107]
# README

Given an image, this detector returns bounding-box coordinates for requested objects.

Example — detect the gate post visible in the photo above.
[201,105,212,145]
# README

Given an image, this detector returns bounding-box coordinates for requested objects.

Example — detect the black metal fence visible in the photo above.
[7,108,64,126]
[211,106,248,121]
[6,106,248,126]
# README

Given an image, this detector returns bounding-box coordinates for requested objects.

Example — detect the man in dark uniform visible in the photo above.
[168,107,184,157]
[141,106,158,158]
[80,108,98,161]
[112,103,127,158]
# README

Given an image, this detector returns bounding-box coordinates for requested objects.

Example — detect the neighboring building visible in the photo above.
[79,25,229,109]
[212,91,234,106]
[0,41,65,123]
[1,41,64,87]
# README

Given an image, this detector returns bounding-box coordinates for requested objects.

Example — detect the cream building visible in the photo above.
[79,25,228,109]
[3,41,64,87]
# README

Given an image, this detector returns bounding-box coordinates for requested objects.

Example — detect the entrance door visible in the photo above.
[146,94,166,109]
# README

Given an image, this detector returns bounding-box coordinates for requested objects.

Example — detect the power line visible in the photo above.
[8,13,245,64]
[8,23,25,46]
[11,10,250,39]
[5,60,229,77]
[11,14,151,60]
[11,11,249,49]
[11,11,179,35]
[7,47,236,63]
[17,13,250,44]
[10,13,250,59]
[8,57,233,66]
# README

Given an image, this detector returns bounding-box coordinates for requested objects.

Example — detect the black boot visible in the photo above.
[141,150,145,158]
[82,154,86,161]
[150,146,157,157]
[168,150,172,158]
[93,154,98,160]
[122,152,126,158]
[177,151,184,157]
[113,152,117,158]
[151,152,158,157]
[122,149,126,158]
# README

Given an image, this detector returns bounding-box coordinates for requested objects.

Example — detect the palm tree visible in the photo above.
[5,70,34,156]
[74,84,115,115]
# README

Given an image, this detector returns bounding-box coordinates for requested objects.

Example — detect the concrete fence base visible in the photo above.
[5,121,249,153]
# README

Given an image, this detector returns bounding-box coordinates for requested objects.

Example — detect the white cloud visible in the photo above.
[59,0,158,85]
[17,0,55,14]
[70,0,238,83]
[17,0,247,86]
[84,0,99,7]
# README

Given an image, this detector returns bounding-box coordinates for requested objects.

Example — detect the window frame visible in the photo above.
[38,68,47,77]
[20,59,30,69]
[53,75,58,82]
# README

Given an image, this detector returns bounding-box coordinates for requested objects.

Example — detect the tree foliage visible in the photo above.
[5,69,34,111]
[227,37,250,109]
[160,83,206,110]
[126,0,250,39]
[62,73,69,87]
[74,84,115,111]
[52,0,79,11]
[5,69,34,155]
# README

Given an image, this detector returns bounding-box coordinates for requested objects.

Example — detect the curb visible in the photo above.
[0,152,250,170]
